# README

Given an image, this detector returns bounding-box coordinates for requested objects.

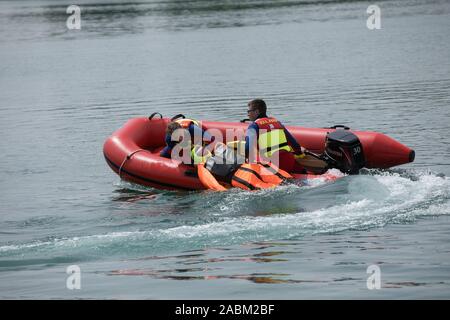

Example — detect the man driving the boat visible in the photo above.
[245,99,306,173]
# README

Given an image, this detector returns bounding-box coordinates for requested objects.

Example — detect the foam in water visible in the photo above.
[1,170,448,260]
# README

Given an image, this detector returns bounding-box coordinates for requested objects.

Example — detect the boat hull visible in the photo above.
[103,117,415,190]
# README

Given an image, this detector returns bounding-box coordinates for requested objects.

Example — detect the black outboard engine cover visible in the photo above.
[323,130,365,174]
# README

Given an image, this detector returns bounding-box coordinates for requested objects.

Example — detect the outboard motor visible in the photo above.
[322,129,365,174]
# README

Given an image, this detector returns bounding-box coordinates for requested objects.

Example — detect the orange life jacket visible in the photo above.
[197,164,228,191]
[175,118,201,129]
[258,162,293,185]
[231,163,286,191]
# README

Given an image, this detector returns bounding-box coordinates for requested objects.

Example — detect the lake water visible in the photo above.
[0,0,449,299]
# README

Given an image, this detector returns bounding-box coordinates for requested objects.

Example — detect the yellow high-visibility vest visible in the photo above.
[255,117,292,157]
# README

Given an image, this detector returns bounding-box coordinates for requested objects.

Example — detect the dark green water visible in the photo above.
[0,0,449,299]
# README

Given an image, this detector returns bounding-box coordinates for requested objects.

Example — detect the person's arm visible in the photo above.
[245,122,259,159]
[160,134,176,158]
[281,124,303,153]
[159,146,172,158]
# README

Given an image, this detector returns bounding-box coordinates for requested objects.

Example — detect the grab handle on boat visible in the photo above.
[148,112,163,120]
[171,114,186,121]
[327,125,350,130]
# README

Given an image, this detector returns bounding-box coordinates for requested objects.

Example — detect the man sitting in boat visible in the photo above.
[160,118,213,164]
[197,142,292,191]
[245,99,306,173]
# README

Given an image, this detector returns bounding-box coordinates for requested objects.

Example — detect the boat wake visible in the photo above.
[1,169,449,265]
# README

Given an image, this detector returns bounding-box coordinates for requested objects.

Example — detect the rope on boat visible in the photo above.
[118,149,146,179]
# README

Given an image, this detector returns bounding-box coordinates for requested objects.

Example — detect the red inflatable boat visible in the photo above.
[103,115,415,190]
